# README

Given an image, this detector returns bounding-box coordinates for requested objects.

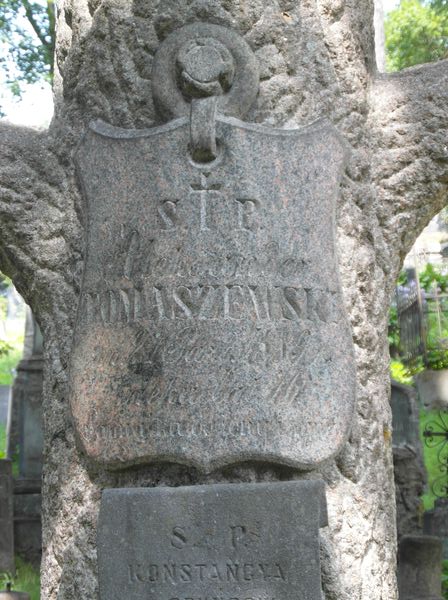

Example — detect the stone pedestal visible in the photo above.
[398,535,443,600]
[0,460,14,574]
[98,481,328,600]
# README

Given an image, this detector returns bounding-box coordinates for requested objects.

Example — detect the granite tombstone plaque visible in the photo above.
[98,481,328,600]
[70,23,356,471]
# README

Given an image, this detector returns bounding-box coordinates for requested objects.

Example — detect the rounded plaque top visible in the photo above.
[152,23,259,121]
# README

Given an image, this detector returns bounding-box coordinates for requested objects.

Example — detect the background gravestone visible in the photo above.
[0,460,14,574]
[398,535,444,600]
[390,380,426,538]
[0,386,10,431]
[7,311,43,567]
[424,498,448,560]
[7,310,43,474]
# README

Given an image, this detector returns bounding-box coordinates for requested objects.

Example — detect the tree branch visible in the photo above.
[369,59,448,263]
[46,0,55,76]
[21,0,50,48]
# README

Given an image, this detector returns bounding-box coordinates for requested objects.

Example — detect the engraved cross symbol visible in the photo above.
[190,172,222,231]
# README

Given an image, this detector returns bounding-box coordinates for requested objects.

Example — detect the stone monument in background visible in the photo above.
[398,535,444,600]
[69,22,357,600]
[390,380,426,538]
[0,460,14,575]
[424,497,448,559]
[7,309,43,566]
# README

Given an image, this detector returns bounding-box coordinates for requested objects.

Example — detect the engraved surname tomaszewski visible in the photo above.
[81,285,339,325]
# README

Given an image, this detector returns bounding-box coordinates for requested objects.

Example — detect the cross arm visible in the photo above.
[0,123,79,331]
[368,59,448,266]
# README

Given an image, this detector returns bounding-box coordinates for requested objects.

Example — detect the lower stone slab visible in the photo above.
[98,480,327,600]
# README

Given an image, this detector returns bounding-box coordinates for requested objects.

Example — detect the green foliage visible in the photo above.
[389,271,408,356]
[390,359,414,384]
[431,0,448,13]
[390,264,448,374]
[0,271,25,383]
[0,339,12,357]
[419,263,448,293]
[0,556,40,599]
[443,560,448,600]
[419,412,448,598]
[425,347,448,369]
[388,305,401,355]
[0,274,12,293]
[385,0,448,72]
[0,346,23,385]
[0,0,54,100]
[0,273,12,322]
[420,264,448,371]
[0,422,6,459]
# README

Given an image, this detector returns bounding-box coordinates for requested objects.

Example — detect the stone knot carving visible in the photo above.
[152,22,259,121]
[177,37,235,100]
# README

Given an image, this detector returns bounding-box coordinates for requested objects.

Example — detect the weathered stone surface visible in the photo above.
[398,535,444,600]
[98,480,327,600]
[1,1,447,598]
[70,115,355,471]
[0,460,14,574]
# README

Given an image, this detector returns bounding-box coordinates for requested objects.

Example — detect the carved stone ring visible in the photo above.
[152,23,259,121]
